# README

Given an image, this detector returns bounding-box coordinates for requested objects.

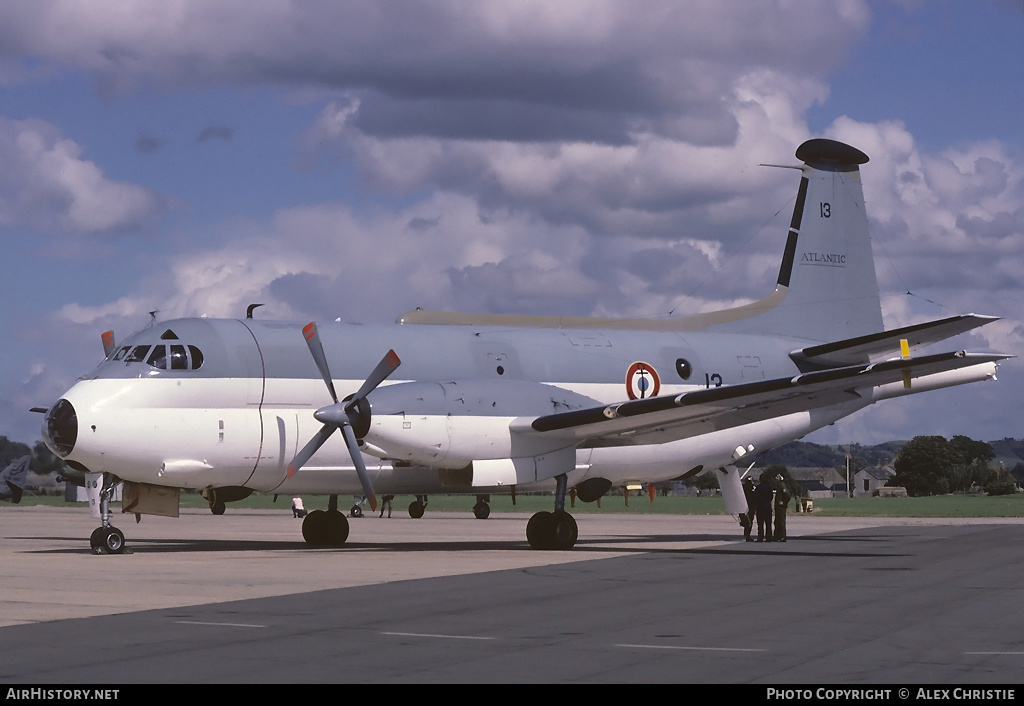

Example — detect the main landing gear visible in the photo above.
[302,495,350,547]
[473,494,490,519]
[408,495,428,519]
[90,475,128,555]
[526,473,577,550]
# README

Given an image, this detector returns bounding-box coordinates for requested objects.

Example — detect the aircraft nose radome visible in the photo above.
[43,399,77,458]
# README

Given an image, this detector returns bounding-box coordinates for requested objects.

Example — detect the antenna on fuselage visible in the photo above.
[246,303,265,319]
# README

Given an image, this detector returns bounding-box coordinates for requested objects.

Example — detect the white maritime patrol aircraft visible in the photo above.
[40,139,1010,554]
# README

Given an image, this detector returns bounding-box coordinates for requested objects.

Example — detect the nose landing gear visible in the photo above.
[90,476,129,555]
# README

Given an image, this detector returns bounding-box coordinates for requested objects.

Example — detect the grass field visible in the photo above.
[12,491,1024,518]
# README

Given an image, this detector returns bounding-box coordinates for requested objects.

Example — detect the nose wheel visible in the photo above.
[90,526,126,554]
[89,476,129,554]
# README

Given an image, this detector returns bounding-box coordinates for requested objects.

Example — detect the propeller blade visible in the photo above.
[348,349,401,408]
[340,422,378,512]
[101,330,116,359]
[302,322,339,404]
[287,423,335,478]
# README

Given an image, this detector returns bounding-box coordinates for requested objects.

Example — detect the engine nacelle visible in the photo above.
[365,379,597,467]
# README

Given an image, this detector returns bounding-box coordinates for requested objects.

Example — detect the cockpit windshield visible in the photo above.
[110,329,204,371]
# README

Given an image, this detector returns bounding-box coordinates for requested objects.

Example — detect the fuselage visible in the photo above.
[44,316,859,497]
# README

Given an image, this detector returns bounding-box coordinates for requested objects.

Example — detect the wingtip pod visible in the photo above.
[796,138,869,168]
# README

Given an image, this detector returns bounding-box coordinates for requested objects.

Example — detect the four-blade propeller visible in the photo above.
[286,322,401,512]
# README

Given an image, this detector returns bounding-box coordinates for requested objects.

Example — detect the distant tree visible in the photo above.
[950,435,996,490]
[0,436,66,475]
[684,472,720,492]
[0,436,32,468]
[984,467,1017,496]
[31,441,65,476]
[889,435,996,497]
[757,441,843,468]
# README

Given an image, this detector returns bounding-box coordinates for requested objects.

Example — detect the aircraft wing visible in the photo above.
[790,315,998,367]
[518,351,1009,447]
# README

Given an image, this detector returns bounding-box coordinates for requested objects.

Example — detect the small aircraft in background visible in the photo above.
[39,139,1010,554]
[0,455,31,504]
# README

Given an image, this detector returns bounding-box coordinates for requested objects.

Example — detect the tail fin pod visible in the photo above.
[718,139,884,343]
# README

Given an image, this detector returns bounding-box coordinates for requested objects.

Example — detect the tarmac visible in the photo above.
[2,505,1024,684]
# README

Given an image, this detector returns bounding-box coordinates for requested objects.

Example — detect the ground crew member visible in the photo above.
[754,472,774,542]
[773,474,791,542]
[741,476,756,541]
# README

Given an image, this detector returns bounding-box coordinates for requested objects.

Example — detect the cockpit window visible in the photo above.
[170,345,188,370]
[114,341,204,370]
[125,345,151,363]
[146,345,168,369]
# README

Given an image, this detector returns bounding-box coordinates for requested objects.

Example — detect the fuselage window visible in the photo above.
[188,346,204,370]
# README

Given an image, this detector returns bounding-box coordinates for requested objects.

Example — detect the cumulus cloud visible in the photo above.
[0,116,163,233]
[0,1,870,146]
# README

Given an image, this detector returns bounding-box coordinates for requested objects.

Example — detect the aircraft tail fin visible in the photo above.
[713,139,883,343]
[397,139,886,342]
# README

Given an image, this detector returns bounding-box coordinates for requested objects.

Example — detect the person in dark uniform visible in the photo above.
[753,472,774,542]
[379,494,394,518]
[741,476,756,541]
[773,474,791,542]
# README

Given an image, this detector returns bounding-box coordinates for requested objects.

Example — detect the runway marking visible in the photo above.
[615,643,766,652]
[965,651,1024,655]
[383,631,495,641]
[176,620,267,628]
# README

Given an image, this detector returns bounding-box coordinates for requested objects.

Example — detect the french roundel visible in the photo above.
[626,362,661,400]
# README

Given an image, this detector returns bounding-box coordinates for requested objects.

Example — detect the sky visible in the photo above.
[1,0,1023,448]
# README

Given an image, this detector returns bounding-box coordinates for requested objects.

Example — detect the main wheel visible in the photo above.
[324,510,350,546]
[302,509,329,547]
[409,500,425,519]
[549,510,578,550]
[526,511,552,550]
[473,502,490,520]
[211,500,226,515]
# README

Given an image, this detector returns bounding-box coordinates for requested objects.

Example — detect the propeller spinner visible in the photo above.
[287,322,400,512]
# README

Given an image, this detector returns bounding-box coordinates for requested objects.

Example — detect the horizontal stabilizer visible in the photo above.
[790,315,999,368]
[521,351,1010,447]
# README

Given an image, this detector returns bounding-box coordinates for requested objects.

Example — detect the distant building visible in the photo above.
[787,467,846,498]
[853,464,896,497]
